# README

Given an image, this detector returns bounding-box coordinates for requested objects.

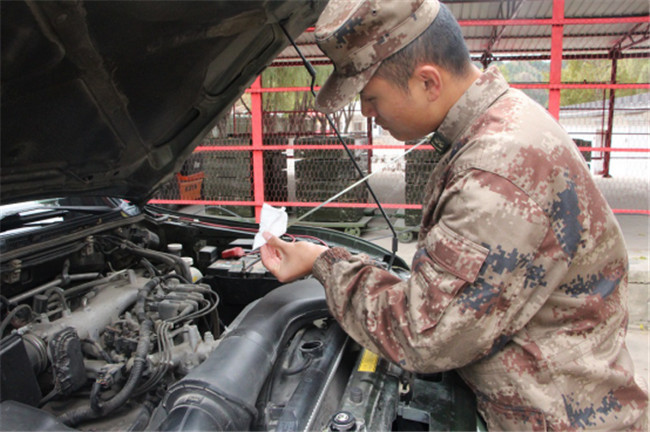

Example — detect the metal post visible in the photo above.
[548,0,564,119]
[232,105,237,135]
[367,117,373,174]
[604,54,619,178]
[251,76,265,222]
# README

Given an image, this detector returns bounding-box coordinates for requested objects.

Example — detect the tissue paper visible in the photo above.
[252,203,288,249]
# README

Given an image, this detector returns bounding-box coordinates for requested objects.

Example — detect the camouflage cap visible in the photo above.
[314,0,440,113]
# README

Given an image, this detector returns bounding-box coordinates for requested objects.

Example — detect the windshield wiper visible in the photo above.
[0,205,115,232]
[38,205,115,214]
[0,209,69,231]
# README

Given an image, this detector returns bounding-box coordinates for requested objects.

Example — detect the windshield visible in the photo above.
[0,197,130,235]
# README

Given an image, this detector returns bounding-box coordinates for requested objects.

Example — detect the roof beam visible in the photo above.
[458,16,650,26]
[465,31,650,40]
[611,23,650,52]
[482,0,526,66]
[469,52,650,62]
[487,0,526,50]
[272,51,650,67]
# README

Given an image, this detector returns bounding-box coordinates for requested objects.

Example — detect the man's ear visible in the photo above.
[414,64,442,101]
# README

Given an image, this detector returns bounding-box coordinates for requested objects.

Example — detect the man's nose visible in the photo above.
[360,99,375,118]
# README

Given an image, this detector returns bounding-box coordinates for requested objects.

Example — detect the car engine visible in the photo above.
[0,206,478,431]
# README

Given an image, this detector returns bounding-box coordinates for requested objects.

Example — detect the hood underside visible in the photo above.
[1,0,326,205]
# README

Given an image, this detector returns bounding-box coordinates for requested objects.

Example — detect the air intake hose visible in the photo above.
[154,279,329,431]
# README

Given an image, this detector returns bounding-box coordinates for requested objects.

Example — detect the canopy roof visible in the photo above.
[274,0,650,66]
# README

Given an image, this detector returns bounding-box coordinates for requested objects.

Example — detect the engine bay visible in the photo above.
[0,204,478,431]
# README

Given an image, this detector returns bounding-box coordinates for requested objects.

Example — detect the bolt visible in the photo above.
[330,411,356,431]
[334,412,350,423]
[349,386,363,403]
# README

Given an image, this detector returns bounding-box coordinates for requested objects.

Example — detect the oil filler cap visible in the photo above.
[329,411,357,431]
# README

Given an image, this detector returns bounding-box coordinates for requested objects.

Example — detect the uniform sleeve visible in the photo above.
[312,168,558,373]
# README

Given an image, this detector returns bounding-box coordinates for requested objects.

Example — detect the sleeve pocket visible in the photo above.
[477,394,548,431]
[424,222,489,284]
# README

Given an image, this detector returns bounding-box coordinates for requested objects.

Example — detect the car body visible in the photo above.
[0,1,478,430]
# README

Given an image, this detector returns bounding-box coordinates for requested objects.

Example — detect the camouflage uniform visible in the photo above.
[313,67,648,430]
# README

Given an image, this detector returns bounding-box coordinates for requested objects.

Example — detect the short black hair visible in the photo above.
[374,3,472,91]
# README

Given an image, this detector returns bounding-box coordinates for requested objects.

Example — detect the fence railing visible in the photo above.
[150,104,649,220]
[150,3,650,222]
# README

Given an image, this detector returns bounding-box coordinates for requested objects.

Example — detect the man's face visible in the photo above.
[359,74,436,141]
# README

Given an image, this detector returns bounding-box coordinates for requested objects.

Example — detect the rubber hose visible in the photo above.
[155,279,329,432]
[128,399,156,432]
[135,278,160,322]
[123,244,192,282]
[59,320,153,426]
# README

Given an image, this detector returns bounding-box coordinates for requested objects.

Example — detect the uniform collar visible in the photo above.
[435,66,510,146]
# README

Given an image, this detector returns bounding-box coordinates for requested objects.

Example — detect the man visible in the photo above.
[261,0,648,429]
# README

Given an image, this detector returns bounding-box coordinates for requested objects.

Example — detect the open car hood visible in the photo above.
[1,0,326,205]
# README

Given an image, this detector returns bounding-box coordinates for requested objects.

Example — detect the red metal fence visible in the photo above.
[150,4,650,223]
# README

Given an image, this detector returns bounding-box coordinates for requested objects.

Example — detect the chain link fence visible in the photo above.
[151,14,649,231]
[152,88,648,220]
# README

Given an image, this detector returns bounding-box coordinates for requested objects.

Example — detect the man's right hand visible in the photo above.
[260,232,329,283]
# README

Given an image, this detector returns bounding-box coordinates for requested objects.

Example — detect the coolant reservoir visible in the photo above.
[181,256,203,282]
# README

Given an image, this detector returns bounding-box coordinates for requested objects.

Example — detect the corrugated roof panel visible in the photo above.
[460,25,494,39]
[445,1,496,20]
[446,0,553,20]
[565,23,650,53]
[472,25,550,54]
[565,23,647,37]
[515,1,552,20]
[565,35,622,51]
[501,25,550,38]
[496,36,550,53]
[274,0,649,65]
[565,0,649,18]
[445,0,648,19]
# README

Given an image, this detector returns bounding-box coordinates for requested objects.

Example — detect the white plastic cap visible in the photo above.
[168,243,183,253]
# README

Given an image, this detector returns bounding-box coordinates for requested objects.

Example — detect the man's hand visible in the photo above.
[260,232,329,283]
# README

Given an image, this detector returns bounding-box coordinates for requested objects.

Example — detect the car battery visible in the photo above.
[202,240,282,325]
[207,256,268,279]
[198,245,219,268]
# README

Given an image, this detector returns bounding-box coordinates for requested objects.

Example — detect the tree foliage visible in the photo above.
[261,65,332,134]
[493,60,550,107]
[255,58,648,132]
[491,58,648,107]
[556,58,648,106]
[261,65,363,134]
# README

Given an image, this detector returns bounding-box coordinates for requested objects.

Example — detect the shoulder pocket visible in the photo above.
[424,222,489,284]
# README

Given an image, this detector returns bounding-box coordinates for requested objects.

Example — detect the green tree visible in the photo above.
[616,58,650,98]
[559,58,649,106]
[493,60,550,107]
[559,59,611,106]
[262,65,364,135]
[490,58,648,108]
[261,65,333,134]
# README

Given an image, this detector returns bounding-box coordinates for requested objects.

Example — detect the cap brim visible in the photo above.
[314,63,380,114]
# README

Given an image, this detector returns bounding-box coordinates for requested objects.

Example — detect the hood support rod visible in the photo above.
[279,23,406,268]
